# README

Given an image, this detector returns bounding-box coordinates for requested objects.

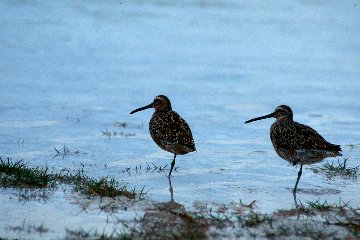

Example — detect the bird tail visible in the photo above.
[329,144,342,156]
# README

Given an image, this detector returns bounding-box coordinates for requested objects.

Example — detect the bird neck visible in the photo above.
[155,106,172,113]
[276,116,293,122]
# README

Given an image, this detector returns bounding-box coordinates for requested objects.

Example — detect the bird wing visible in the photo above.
[272,121,341,153]
[150,111,195,150]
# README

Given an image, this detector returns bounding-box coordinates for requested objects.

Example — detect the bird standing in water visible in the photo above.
[130,95,196,177]
[245,105,342,193]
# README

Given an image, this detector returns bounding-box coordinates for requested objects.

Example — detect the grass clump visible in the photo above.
[74,176,135,199]
[306,199,334,211]
[274,206,313,217]
[54,168,85,184]
[65,228,134,240]
[0,158,138,200]
[312,158,359,179]
[56,169,136,199]
[0,157,52,188]
[237,211,273,227]
[323,159,358,175]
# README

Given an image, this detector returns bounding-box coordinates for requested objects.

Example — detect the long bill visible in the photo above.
[130,103,153,114]
[245,112,274,124]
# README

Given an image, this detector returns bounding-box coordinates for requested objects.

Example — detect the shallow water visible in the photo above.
[1,0,360,238]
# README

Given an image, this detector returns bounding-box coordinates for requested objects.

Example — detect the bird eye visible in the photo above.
[276,108,285,114]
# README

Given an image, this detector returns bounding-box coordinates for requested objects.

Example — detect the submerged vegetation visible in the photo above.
[54,168,136,198]
[6,198,360,240]
[0,157,52,188]
[306,199,335,211]
[74,176,136,199]
[53,145,86,158]
[311,158,359,179]
[0,157,138,199]
[273,200,360,238]
[65,228,129,240]
[6,220,49,236]
[100,129,136,140]
[99,120,141,139]
[1,158,360,239]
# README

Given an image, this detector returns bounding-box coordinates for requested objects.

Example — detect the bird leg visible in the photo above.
[292,190,299,208]
[293,164,303,193]
[168,154,177,177]
[168,176,174,202]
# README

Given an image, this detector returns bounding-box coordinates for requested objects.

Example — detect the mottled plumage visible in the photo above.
[150,110,195,155]
[270,119,341,165]
[130,95,196,177]
[245,105,342,193]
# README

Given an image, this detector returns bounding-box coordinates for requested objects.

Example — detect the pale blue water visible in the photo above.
[1,0,360,238]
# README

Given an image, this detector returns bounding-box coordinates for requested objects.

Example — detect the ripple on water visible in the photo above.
[0,120,60,128]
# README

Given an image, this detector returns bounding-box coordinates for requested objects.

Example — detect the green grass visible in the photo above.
[54,168,85,184]
[306,199,334,211]
[312,158,359,179]
[55,168,137,199]
[56,168,137,199]
[323,158,358,175]
[0,157,52,188]
[0,158,139,199]
[74,176,136,199]
[237,211,273,227]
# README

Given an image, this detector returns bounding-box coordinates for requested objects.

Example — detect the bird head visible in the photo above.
[245,105,293,123]
[130,95,172,114]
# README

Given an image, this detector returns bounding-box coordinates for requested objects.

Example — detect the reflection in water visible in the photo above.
[293,191,299,208]
[14,188,55,204]
[168,176,174,202]
[141,177,206,239]
[245,105,342,194]
[292,187,342,211]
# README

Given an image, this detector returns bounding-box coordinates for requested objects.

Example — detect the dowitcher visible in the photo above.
[245,105,342,193]
[130,95,196,177]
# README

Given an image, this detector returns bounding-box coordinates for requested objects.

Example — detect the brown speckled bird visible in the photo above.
[245,105,342,193]
[130,95,196,177]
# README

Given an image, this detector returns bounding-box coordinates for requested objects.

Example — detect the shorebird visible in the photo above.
[130,95,196,177]
[245,105,342,193]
